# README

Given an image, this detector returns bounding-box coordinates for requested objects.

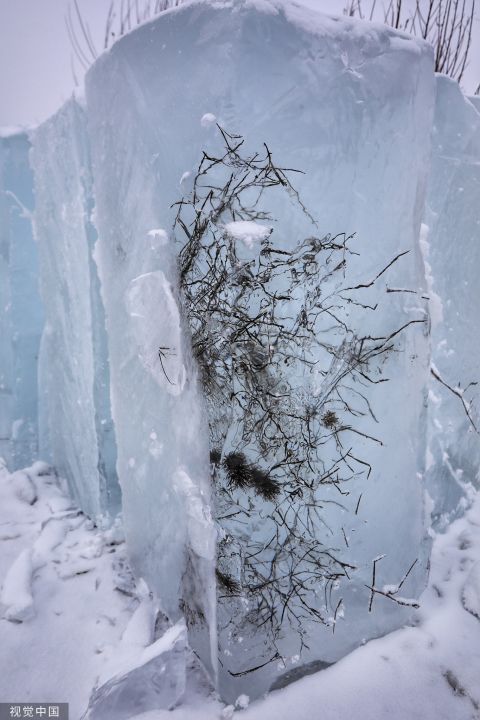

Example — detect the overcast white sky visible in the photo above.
[0,0,478,127]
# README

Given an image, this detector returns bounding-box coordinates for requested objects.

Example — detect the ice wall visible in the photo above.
[31,99,121,520]
[84,0,434,701]
[424,76,480,526]
[0,132,42,469]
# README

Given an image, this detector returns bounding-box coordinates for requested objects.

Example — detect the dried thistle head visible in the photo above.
[322,410,339,429]
[232,263,254,288]
[216,568,241,595]
[223,452,251,490]
[210,448,221,465]
[306,235,323,251]
[250,467,280,501]
[305,403,319,419]
[247,342,269,370]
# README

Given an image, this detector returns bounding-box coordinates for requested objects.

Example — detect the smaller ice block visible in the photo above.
[0,131,43,468]
[424,76,480,527]
[31,99,121,520]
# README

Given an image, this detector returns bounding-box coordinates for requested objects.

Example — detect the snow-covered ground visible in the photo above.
[1,460,479,720]
[0,460,132,716]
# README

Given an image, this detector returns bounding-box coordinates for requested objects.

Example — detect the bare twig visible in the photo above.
[430,364,478,433]
[367,557,420,611]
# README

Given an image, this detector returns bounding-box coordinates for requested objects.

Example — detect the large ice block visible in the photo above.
[31,99,121,520]
[85,0,434,701]
[0,131,43,468]
[469,95,480,113]
[424,76,480,526]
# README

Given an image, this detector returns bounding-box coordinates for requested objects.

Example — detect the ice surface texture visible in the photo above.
[31,99,121,520]
[82,0,434,701]
[424,76,480,527]
[0,132,42,469]
[83,621,187,719]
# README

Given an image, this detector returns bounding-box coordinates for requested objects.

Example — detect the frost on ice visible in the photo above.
[125,271,186,395]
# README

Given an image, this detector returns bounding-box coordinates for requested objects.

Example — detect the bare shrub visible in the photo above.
[173,126,424,656]
[344,0,476,84]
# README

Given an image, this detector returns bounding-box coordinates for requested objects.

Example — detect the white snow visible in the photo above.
[0,548,35,622]
[223,221,272,248]
[0,461,132,716]
[200,113,217,128]
[9,469,37,505]
[235,694,250,710]
[147,228,169,246]
[463,562,480,620]
[1,460,480,718]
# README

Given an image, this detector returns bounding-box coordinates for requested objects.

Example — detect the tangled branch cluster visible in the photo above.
[173,127,422,649]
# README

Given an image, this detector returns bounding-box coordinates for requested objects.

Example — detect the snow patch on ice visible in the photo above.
[235,694,250,709]
[223,221,272,248]
[147,228,169,246]
[200,113,217,127]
